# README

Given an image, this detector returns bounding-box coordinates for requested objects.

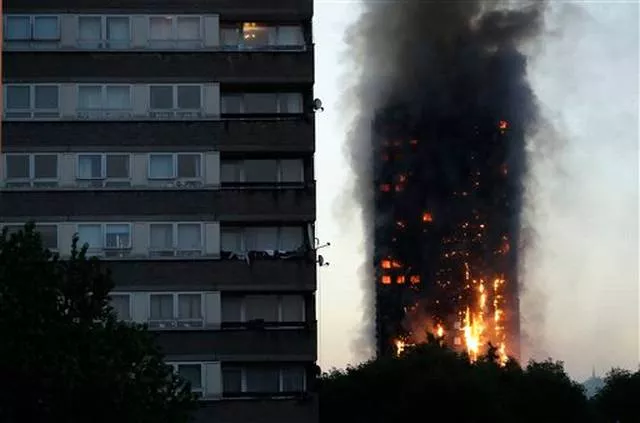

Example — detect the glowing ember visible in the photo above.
[396,275,406,284]
[422,212,433,223]
[498,120,509,130]
[409,275,420,284]
[381,259,392,269]
[381,275,392,285]
[380,183,391,192]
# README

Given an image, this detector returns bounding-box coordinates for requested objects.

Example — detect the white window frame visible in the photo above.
[75,153,132,186]
[4,15,61,42]
[167,362,205,396]
[226,295,306,324]
[148,292,205,325]
[3,84,61,119]
[220,226,304,253]
[76,15,132,49]
[148,84,203,112]
[222,159,304,184]
[221,92,303,114]
[109,292,133,321]
[3,153,59,187]
[75,222,133,255]
[147,15,204,47]
[0,222,59,251]
[148,222,204,257]
[224,366,307,394]
[147,153,203,182]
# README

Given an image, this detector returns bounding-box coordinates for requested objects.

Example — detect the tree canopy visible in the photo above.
[0,223,197,423]
[319,338,638,422]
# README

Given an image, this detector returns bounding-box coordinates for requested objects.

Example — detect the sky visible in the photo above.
[313,0,639,381]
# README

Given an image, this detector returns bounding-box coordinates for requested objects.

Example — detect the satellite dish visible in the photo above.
[318,255,325,266]
[313,98,324,112]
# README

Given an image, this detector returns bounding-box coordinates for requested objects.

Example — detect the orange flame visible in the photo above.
[422,212,433,223]
[498,120,509,130]
[409,275,420,284]
[396,276,406,284]
[381,260,392,269]
[381,275,392,285]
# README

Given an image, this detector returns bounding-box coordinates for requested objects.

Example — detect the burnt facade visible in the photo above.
[1,0,317,421]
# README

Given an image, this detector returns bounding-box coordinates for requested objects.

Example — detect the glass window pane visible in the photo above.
[35,224,58,250]
[177,17,199,40]
[221,228,243,253]
[149,154,174,179]
[78,155,103,179]
[6,17,31,40]
[281,367,305,392]
[105,224,131,249]
[245,295,278,321]
[278,93,303,113]
[178,364,202,389]
[245,227,278,251]
[106,17,130,42]
[106,155,129,178]
[221,95,242,113]
[150,86,173,109]
[149,17,173,40]
[33,16,59,40]
[105,86,130,109]
[150,294,174,319]
[280,159,304,182]
[177,86,201,109]
[178,294,201,319]
[6,86,31,110]
[78,17,102,41]
[6,155,30,179]
[221,297,243,322]
[33,155,57,179]
[222,368,243,393]
[34,86,59,109]
[150,224,173,250]
[281,295,304,322]
[177,154,200,178]
[177,224,201,250]
[220,27,239,46]
[279,227,304,251]
[78,86,103,109]
[244,160,277,182]
[246,368,279,393]
[77,224,103,249]
[277,26,304,46]
[241,23,275,47]
[243,93,277,113]
[221,161,242,183]
[110,294,131,320]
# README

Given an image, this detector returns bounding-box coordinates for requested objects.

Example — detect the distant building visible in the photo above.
[1,1,317,422]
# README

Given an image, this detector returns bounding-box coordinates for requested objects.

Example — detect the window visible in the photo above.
[148,16,202,48]
[149,293,203,322]
[4,154,58,187]
[35,224,59,250]
[76,223,132,254]
[78,85,131,110]
[149,223,203,256]
[220,226,304,253]
[149,85,202,111]
[222,366,305,395]
[148,153,202,180]
[78,16,131,49]
[222,367,243,394]
[110,294,131,321]
[221,159,304,184]
[221,23,304,49]
[177,364,202,391]
[246,368,280,393]
[281,366,306,392]
[4,15,60,42]
[77,154,130,186]
[222,295,305,324]
[4,85,59,118]
[221,93,303,114]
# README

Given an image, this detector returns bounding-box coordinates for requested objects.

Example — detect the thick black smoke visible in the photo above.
[344,0,546,358]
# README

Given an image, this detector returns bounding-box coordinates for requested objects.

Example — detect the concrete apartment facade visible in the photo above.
[1,0,317,422]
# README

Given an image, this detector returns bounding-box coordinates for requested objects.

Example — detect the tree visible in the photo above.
[0,223,198,423]
[592,368,640,422]
[319,337,591,423]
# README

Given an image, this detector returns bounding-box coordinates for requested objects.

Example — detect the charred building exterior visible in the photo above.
[1,0,317,422]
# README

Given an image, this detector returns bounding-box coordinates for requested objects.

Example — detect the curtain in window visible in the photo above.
[105,86,130,109]
[6,17,30,40]
[279,159,304,183]
[277,26,304,46]
[78,86,103,109]
[106,17,129,42]
[150,295,173,319]
[33,17,58,40]
[150,224,173,250]
[178,294,202,319]
[149,154,174,178]
[245,296,278,321]
[278,93,303,113]
[221,297,243,322]
[177,224,201,250]
[105,224,130,248]
[6,86,30,110]
[281,295,304,322]
[246,368,280,393]
[77,225,102,249]
[78,155,102,179]
[178,365,202,389]
[281,367,305,391]
[221,229,243,253]
[177,17,199,40]
[245,227,278,251]
[149,17,173,40]
[110,295,130,320]
[34,86,59,109]
[279,227,303,251]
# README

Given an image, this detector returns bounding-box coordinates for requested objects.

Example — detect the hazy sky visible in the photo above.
[314,1,639,381]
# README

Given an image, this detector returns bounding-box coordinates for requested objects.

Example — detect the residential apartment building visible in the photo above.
[1,0,317,422]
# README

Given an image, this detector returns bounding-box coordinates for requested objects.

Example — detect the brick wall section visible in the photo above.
[4,51,314,83]
[2,120,315,152]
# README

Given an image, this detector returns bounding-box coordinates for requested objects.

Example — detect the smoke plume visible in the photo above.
[343,0,547,358]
